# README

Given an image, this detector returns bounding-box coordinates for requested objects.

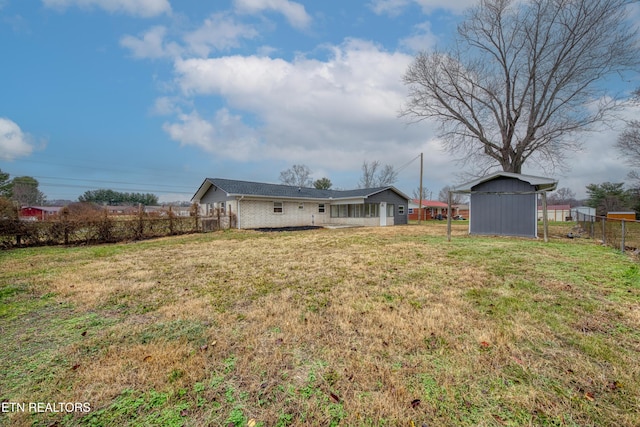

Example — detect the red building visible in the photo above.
[408,200,450,221]
[19,206,62,221]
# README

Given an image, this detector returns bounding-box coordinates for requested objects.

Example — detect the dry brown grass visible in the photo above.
[1,222,639,426]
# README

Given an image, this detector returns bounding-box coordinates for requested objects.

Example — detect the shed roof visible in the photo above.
[453,172,558,193]
[192,178,410,202]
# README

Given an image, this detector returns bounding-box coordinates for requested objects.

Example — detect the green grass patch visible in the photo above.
[1,224,639,426]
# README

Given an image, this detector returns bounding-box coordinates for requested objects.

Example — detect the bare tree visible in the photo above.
[616,89,640,187]
[359,160,380,188]
[412,187,431,200]
[279,164,313,187]
[402,0,639,174]
[358,160,398,188]
[617,122,640,169]
[438,185,466,204]
[548,187,577,205]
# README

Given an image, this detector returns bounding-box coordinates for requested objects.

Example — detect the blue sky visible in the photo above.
[0,0,638,203]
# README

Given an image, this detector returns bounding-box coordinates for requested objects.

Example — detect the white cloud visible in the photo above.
[162,109,261,161]
[399,21,438,53]
[164,36,640,195]
[0,118,35,161]
[166,39,438,172]
[370,0,476,16]
[150,96,182,115]
[182,13,259,57]
[369,0,411,16]
[42,0,171,18]
[234,0,311,30]
[120,26,179,59]
[121,14,259,59]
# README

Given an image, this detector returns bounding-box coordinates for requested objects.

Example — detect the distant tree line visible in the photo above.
[0,169,46,206]
[78,189,159,206]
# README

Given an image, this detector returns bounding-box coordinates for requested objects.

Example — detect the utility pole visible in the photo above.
[418,152,423,224]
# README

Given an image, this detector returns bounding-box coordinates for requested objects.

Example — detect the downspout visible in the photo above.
[237,196,244,229]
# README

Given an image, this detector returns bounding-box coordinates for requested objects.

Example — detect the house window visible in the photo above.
[398,205,405,215]
[318,204,325,213]
[365,203,378,217]
[219,201,225,213]
[298,203,304,210]
[387,204,394,217]
[408,207,413,214]
[330,205,350,218]
[273,201,283,213]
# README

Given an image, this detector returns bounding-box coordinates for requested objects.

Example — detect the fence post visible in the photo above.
[602,217,606,245]
[621,220,626,253]
[193,203,200,232]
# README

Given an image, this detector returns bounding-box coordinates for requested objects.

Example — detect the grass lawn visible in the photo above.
[1,222,639,426]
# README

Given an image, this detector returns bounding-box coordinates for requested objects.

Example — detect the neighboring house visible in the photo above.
[407,200,449,220]
[453,172,558,238]
[102,205,138,215]
[191,178,409,229]
[19,206,62,221]
[538,204,572,221]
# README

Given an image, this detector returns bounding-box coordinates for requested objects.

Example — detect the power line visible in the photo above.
[30,175,195,191]
[395,153,422,175]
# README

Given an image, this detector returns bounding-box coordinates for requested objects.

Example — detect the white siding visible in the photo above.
[239,200,329,228]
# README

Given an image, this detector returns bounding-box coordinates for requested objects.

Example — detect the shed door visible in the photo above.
[379,202,387,226]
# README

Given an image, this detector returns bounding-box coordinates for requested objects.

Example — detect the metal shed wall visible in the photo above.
[469,177,537,238]
[366,189,409,225]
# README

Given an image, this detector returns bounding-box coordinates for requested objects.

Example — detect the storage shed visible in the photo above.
[451,172,558,239]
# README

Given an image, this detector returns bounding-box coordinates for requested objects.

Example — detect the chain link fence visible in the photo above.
[575,212,640,254]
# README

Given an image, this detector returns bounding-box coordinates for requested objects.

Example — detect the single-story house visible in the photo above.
[538,204,572,222]
[19,206,63,221]
[453,172,558,238]
[407,199,449,220]
[191,178,410,229]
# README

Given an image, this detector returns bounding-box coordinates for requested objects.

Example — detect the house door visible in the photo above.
[379,202,387,226]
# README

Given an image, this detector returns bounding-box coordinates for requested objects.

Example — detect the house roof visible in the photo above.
[453,172,558,193]
[192,178,410,202]
[409,199,449,208]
